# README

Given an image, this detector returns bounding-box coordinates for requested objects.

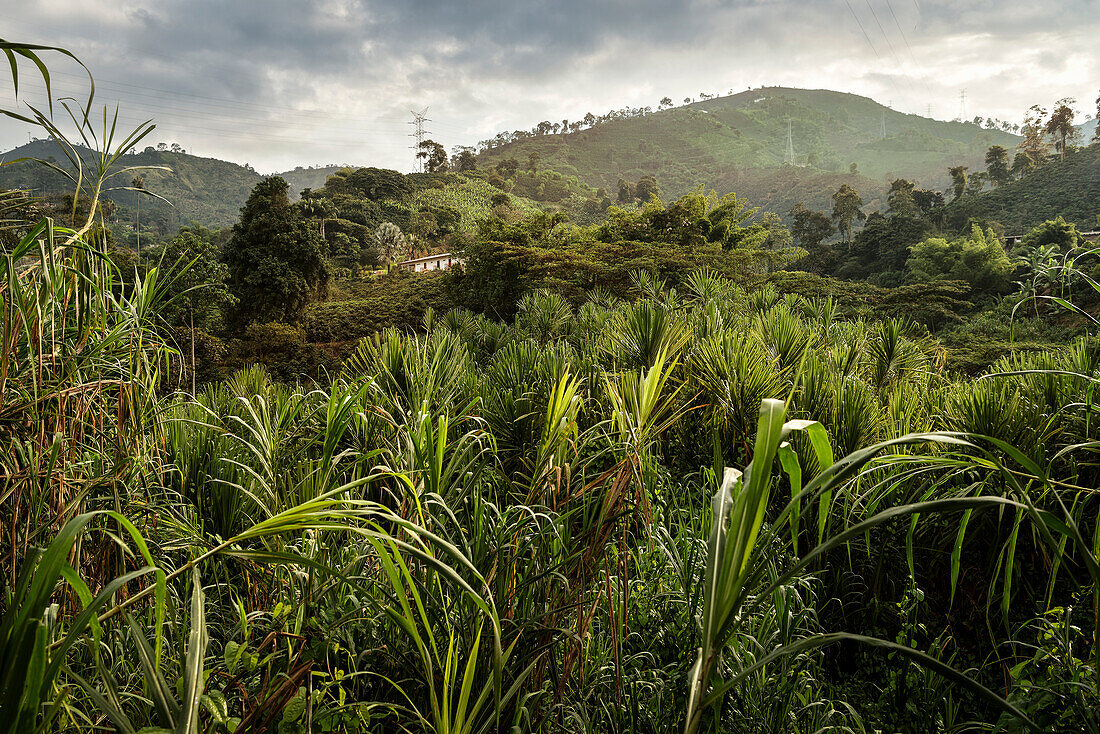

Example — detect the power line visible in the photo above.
[409,107,430,173]
[842,0,901,101]
[864,0,904,71]
[844,0,881,59]
[882,0,934,101]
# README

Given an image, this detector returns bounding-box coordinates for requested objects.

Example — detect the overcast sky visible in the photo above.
[2,1,1097,173]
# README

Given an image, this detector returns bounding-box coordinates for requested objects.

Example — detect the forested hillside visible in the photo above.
[0,141,357,239]
[0,139,262,233]
[947,144,1100,233]
[476,87,1018,208]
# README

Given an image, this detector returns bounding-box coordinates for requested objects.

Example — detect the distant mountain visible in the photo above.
[0,139,262,233]
[0,140,362,240]
[1078,117,1098,145]
[278,165,350,198]
[476,87,1020,216]
[0,86,1036,242]
[945,144,1100,234]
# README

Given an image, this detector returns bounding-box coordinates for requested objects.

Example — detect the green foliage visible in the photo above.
[831,183,865,241]
[223,177,329,327]
[908,224,1014,298]
[945,146,1100,233]
[836,212,933,282]
[302,270,455,343]
[157,227,235,330]
[1016,215,1089,254]
[7,41,1100,734]
[410,175,540,231]
[455,197,792,318]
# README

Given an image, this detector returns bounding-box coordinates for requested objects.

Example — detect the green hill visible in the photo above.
[410,175,541,230]
[0,139,265,234]
[0,141,367,241]
[476,86,1018,215]
[945,144,1100,234]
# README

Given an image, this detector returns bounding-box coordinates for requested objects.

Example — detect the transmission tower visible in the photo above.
[784,118,795,165]
[408,107,431,172]
[958,90,966,122]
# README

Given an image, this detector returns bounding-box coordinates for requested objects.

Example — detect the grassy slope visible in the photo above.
[412,175,542,231]
[477,87,1018,215]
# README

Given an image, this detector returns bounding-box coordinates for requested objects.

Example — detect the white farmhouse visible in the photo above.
[401,252,464,273]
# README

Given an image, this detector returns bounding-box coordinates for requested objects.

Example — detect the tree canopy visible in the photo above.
[223,177,329,326]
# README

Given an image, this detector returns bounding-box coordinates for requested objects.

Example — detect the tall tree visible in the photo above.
[1011,151,1035,179]
[965,171,987,195]
[887,179,917,215]
[831,183,865,242]
[297,192,336,239]
[789,203,836,273]
[634,175,660,203]
[526,151,540,174]
[985,145,1010,186]
[223,177,328,327]
[789,204,836,250]
[947,166,968,200]
[1019,104,1051,160]
[1045,98,1078,160]
[417,140,448,173]
[452,146,477,171]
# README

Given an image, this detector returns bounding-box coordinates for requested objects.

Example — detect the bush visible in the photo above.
[224,321,335,382]
[301,270,455,343]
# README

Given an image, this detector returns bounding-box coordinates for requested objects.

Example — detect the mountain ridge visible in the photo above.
[475,86,1020,216]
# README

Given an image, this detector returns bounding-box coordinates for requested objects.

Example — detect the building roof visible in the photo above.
[401,252,459,265]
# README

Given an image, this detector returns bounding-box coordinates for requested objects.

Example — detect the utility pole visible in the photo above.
[784,118,794,165]
[408,107,431,173]
[881,111,886,139]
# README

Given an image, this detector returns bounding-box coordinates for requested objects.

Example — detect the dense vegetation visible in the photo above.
[946,145,1100,233]
[2,42,1099,734]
